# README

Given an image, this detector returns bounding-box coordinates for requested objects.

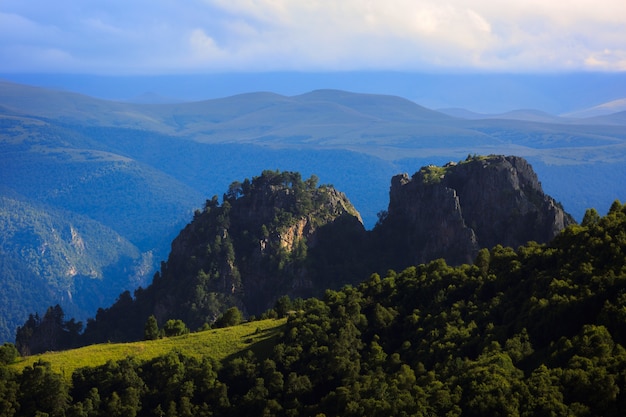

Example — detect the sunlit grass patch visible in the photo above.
[11,318,286,380]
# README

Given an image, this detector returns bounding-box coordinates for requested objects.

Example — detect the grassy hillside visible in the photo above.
[10,318,286,380]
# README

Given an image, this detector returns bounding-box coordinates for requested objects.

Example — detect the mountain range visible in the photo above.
[1,80,625,342]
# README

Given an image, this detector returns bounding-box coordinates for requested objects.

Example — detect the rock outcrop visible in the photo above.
[376,155,575,268]
[150,170,367,328]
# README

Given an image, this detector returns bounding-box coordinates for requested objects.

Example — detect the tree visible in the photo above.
[215,307,243,328]
[162,320,189,337]
[581,208,601,227]
[225,181,243,201]
[144,315,159,340]
[0,366,19,417]
[0,343,18,365]
[18,360,70,417]
[274,296,293,318]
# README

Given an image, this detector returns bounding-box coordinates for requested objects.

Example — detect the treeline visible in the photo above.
[2,201,626,415]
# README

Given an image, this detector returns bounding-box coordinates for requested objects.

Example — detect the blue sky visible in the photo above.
[1,0,625,74]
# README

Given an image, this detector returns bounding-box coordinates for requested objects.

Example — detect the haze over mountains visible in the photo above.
[1,80,626,342]
[3,72,626,115]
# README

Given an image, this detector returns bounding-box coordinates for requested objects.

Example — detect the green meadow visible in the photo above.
[10,318,286,380]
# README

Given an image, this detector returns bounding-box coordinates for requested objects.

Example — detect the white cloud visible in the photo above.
[0,0,624,73]
[585,49,626,71]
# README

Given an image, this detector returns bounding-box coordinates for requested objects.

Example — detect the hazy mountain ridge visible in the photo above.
[563,98,626,118]
[3,81,626,154]
[439,103,626,126]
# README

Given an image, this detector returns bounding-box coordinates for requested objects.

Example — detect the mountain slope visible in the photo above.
[0,113,205,342]
[4,200,626,417]
[0,195,144,342]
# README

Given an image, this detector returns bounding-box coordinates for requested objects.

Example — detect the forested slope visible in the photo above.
[1,201,625,416]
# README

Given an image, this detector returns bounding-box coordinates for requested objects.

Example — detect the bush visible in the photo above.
[215,307,243,328]
[0,343,19,365]
[161,319,189,337]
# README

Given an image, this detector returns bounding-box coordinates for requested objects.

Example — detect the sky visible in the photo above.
[1,0,626,74]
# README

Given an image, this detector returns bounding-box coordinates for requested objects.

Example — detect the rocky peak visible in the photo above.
[380,155,576,267]
[154,170,366,327]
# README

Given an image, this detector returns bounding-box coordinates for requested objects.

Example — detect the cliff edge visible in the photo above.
[376,155,575,268]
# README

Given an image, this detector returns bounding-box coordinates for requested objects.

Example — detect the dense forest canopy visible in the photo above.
[2,200,626,416]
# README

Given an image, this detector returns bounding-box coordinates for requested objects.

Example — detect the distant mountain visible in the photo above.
[581,110,626,126]
[439,106,626,126]
[123,92,185,104]
[0,111,205,342]
[438,108,569,124]
[2,81,624,163]
[437,108,487,120]
[296,89,455,122]
[0,195,146,342]
[563,98,626,118]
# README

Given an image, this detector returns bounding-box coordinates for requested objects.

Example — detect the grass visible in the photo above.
[10,318,287,380]
[420,165,449,184]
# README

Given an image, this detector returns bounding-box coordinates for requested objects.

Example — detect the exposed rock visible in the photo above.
[149,170,367,328]
[377,155,576,268]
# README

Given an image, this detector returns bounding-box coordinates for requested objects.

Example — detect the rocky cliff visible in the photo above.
[375,155,575,268]
[145,170,367,329]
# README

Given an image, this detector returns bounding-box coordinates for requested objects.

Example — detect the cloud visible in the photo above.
[0,0,624,73]
[585,49,626,71]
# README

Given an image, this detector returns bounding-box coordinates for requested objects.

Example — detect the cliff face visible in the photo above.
[153,171,367,328]
[379,155,575,267]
